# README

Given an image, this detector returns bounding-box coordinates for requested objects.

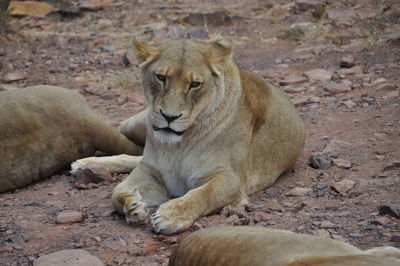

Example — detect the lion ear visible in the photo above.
[131,39,159,63]
[208,39,233,62]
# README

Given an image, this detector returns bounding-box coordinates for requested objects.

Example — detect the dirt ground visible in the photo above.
[0,0,399,265]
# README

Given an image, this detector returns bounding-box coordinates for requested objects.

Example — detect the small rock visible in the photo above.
[291,96,310,107]
[74,166,111,189]
[320,221,338,229]
[331,179,356,195]
[279,75,308,86]
[327,10,357,22]
[304,69,333,82]
[56,211,84,224]
[283,86,307,94]
[373,133,387,140]
[3,71,29,83]
[382,90,399,100]
[378,31,400,43]
[295,0,322,12]
[371,216,391,226]
[332,158,352,169]
[124,50,137,66]
[100,45,115,52]
[324,83,352,94]
[379,203,400,219]
[34,249,104,266]
[342,100,356,108]
[391,234,400,245]
[285,187,312,197]
[349,233,362,238]
[313,229,331,238]
[340,55,355,68]
[7,233,29,243]
[338,66,363,75]
[383,161,400,171]
[309,153,332,170]
[183,11,236,26]
[225,214,240,224]
[8,1,54,18]
[79,0,111,11]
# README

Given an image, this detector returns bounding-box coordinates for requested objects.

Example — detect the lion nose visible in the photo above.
[160,109,182,123]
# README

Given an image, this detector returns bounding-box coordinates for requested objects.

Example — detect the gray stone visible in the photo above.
[34,249,104,266]
[56,211,84,224]
[327,10,357,22]
[379,203,400,219]
[332,158,352,169]
[279,75,308,86]
[340,55,355,68]
[295,0,322,12]
[309,153,332,170]
[331,179,355,195]
[285,187,312,197]
[304,69,333,82]
[324,83,352,94]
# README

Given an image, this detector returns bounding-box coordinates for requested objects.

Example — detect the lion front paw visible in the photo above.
[151,200,194,235]
[123,198,149,225]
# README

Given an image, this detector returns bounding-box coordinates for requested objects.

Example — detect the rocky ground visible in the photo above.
[0,0,399,265]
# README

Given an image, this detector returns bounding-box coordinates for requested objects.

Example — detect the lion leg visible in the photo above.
[112,163,170,225]
[71,154,142,175]
[118,108,148,147]
[151,170,241,235]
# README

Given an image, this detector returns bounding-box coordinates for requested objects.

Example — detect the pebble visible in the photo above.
[34,249,104,266]
[285,187,312,197]
[338,66,363,75]
[340,55,355,68]
[327,10,357,22]
[391,234,400,245]
[382,90,399,100]
[371,216,391,226]
[79,0,112,11]
[331,179,356,195]
[279,75,308,86]
[320,221,338,229]
[56,211,84,224]
[383,161,400,171]
[291,96,310,107]
[283,86,307,94]
[332,158,352,169]
[342,100,356,108]
[304,69,333,82]
[373,133,386,140]
[3,71,29,83]
[324,83,352,94]
[379,203,400,219]
[295,0,322,12]
[309,153,332,170]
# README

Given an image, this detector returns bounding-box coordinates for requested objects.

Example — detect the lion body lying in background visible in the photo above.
[0,85,142,193]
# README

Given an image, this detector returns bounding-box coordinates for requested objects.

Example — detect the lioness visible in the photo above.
[72,39,305,234]
[0,85,142,193]
[169,226,400,266]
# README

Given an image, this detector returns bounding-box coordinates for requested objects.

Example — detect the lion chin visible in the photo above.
[152,126,184,144]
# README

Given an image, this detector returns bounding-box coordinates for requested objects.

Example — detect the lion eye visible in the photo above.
[156,74,166,82]
[190,82,201,88]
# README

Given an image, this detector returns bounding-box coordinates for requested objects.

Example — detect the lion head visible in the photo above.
[132,39,240,144]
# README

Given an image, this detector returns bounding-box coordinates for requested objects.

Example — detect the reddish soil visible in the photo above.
[0,0,399,265]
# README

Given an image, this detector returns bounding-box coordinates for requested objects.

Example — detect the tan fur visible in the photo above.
[73,39,305,234]
[169,227,400,266]
[0,85,142,193]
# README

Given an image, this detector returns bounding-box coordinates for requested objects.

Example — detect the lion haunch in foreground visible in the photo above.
[73,39,305,235]
[169,226,400,266]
